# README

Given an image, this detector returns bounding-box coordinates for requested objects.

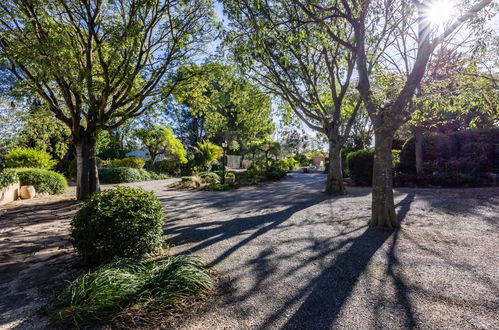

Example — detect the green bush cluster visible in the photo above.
[98,167,167,183]
[4,147,57,170]
[199,172,220,184]
[265,167,287,180]
[156,158,181,175]
[346,149,374,186]
[71,187,165,265]
[110,157,145,169]
[0,171,18,189]
[272,157,299,171]
[11,168,67,194]
[204,183,232,191]
[54,256,212,327]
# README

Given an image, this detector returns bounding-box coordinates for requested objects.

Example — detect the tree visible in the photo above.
[172,63,275,148]
[294,0,493,227]
[222,0,362,194]
[18,102,71,160]
[249,138,281,171]
[0,0,214,199]
[135,125,186,167]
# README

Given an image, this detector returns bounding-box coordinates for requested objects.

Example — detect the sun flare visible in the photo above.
[424,0,457,27]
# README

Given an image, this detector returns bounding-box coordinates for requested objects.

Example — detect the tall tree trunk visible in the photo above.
[75,132,99,200]
[325,140,346,195]
[414,126,423,175]
[370,131,398,228]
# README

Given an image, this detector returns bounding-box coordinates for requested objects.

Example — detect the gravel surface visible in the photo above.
[0,173,498,329]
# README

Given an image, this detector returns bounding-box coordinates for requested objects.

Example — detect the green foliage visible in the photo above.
[294,153,312,166]
[272,157,299,171]
[192,141,223,172]
[199,172,220,184]
[11,168,67,194]
[18,104,71,160]
[54,256,212,327]
[225,172,235,179]
[204,183,232,191]
[135,126,187,165]
[4,147,57,170]
[0,171,18,189]
[347,149,375,186]
[172,63,274,146]
[98,167,167,184]
[234,170,264,185]
[71,187,165,265]
[110,157,145,169]
[156,159,181,175]
[398,129,499,175]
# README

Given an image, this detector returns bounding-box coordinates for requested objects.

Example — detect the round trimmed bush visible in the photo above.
[5,147,57,170]
[346,149,374,186]
[199,172,220,184]
[71,186,166,265]
[12,168,67,194]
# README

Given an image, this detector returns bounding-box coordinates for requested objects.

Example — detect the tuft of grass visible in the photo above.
[53,256,212,327]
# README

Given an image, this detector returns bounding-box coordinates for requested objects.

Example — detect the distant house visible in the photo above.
[125,149,165,162]
[312,156,326,166]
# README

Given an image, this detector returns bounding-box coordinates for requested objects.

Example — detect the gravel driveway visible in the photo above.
[1,173,498,329]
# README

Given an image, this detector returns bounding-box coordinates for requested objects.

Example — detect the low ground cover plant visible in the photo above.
[4,147,57,170]
[71,186,165,265]
[9,168,67,194]
[53,256,212,327]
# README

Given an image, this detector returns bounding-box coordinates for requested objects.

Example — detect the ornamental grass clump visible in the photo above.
[70,186,165,265]
[53,256,212,327]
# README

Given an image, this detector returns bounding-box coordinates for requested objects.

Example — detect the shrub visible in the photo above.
[199,172,220,184]
[11,168,67,194]
[110,157,145,169]
[235,170,263,185]
[98,167,167,183]
[265,168,287,180]
[180,176,201,188]
[4,147,57,170]
[54,256,212,327]
[272,157,299,171]
[346,149,374,186]
[204,183,232,191]
[225,172,235,179]
[0,171,18,189]
[71,187,165,265]
[156,158,180,175]
[394,172,481,187]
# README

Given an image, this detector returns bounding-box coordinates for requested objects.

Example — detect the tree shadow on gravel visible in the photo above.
[266,193,416,329]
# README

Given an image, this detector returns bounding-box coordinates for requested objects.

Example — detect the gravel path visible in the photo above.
[1,173,498,329]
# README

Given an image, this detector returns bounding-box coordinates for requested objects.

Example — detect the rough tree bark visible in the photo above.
[370,130,398,227]
[325,140,346,195]
[75,131,99,201]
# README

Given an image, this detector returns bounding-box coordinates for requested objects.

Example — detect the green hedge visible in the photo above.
[11,168,67,194]
[110,157,146,169]
[346,149,374,186]
[98,167,167,184]
[4,147,57,170]
[70,186,165,265]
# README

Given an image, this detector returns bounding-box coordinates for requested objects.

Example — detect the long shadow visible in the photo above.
[274,193,415,329]
[168,193,331,265]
